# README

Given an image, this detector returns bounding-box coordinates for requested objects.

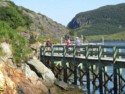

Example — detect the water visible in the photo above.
[104,41,125,56]
[104,41,125,46]
[79,66,125,94]
[59,41,125,93]
[81,41,125,94]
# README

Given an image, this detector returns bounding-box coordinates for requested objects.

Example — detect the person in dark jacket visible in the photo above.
[46,39,52,52]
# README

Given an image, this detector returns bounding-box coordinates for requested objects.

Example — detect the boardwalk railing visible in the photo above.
[40,44,125,94]
[40,44,125,62]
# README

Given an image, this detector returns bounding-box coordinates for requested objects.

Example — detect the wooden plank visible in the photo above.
[99,64,103,94]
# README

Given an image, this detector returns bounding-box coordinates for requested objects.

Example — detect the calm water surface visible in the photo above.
[82,41,125,94]
[104,41,125,46]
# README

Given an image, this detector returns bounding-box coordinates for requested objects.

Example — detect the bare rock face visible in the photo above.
[30,41,42,50]
[29,41,42,57]
[0,42,57,94]
[55,80,68,90]
[27,57,56,88]
[0,59,49,94]
[0,42,13,59]
[21,63,49,94]
[0,1,8,7]
[0,64,5,92]
[21,8,69,39]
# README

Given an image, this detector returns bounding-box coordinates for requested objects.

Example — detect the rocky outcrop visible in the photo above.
[1,61,49,94]
[55,80,68,90]
[0,63,5,92]
[29,41,42,58]
[0,42,13,59]
[19,5,69,39]
[0,42,56,94]
[27,57,56,88]
[0,1,8,7]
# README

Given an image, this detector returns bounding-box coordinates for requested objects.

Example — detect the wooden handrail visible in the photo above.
[40,44,125,61]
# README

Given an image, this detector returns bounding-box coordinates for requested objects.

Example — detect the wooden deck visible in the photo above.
[40,44,125,94]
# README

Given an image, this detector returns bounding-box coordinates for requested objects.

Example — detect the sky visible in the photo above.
[11,0,125,26]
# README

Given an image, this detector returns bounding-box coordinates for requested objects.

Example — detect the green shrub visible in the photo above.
[0,21,32,64]
[0,2,32,29]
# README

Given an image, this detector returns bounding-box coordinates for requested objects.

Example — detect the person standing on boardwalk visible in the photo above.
[66,39,71,54]
[46,39,52,52]
[75,37,81,56]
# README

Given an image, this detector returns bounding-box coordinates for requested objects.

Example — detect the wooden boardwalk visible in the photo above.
[40,44,125,94]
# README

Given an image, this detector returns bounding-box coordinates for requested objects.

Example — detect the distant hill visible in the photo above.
[68,3,125,41]
[0,1,69,40]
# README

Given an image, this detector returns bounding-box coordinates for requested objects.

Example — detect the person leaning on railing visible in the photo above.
[75,37,81,56]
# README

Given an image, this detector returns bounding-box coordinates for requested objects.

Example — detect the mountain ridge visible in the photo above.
[67,3,125,41]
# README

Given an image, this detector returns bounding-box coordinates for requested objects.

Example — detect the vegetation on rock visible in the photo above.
[0,0,68,64]
[0,21,32,64]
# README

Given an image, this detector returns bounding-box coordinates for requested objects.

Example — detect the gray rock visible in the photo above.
[27,57,56,87]
[0,42,13,59]
[0,1,8,7]
[55,79,68,90]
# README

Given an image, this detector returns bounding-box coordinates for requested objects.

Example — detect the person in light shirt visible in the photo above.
[75,37,81,56]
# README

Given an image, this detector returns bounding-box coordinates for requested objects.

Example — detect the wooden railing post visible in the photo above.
[113,46,117,64]
[118,68,122,94]
[86,64,90,94]
[62,46,68,82]
[40,46,46,64]
[118,49,122,59]
[98,45,103,94]
[51,45,55,73]
[73,45,78,85]
[98,46,102,60]
[92,65,97,91]
[113,46,117,94]
[104,66,108,94]
[85,45,90,94]
[85,46,89,59]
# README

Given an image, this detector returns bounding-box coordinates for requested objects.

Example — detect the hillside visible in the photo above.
[0,0,69,64]
[0,1,69,40]
[68,3,125,41]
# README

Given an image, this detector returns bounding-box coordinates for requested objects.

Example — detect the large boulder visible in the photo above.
[21,63,48,94]
[0,59,49,94]
[29,41,42,58]
[30,41,42,50]
[27,57,56,88]
[55,80,68,90]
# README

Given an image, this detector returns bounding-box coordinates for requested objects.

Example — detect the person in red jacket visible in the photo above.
[66,39,71,54]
